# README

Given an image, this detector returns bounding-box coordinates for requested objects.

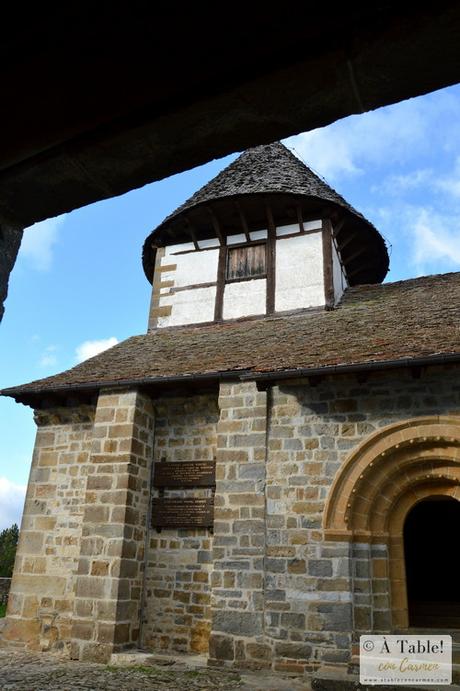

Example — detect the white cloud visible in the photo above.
[284,89,460,181]
[374,201,460,276]
[435,156,460,198]
[286,130,359,179]
[39,345,58,368]
[75,337,119,363]
[0,477,26,530]
[21,215,66,271]
[410,208,460,273]
[372,169,433,196]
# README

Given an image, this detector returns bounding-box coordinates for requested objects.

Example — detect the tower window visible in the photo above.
[226,244,266,281]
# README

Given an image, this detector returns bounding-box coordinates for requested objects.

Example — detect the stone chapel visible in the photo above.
[2,142,460,678]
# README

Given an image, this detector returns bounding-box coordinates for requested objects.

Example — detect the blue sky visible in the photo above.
[1,83,460,529]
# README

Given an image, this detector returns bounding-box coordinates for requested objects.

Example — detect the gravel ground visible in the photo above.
[0,649,312,691]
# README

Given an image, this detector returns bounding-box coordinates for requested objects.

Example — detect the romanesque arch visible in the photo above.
[323,416,460,629]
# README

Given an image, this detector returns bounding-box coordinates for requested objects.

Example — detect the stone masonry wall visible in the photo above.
[4,406,95,653]
[71,389,154,663]
[207,366,460,675]
[142,394,218,654]
[209,381,269,670]
[262,365,460,674]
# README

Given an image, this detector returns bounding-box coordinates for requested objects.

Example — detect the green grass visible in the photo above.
[0,603,6,618]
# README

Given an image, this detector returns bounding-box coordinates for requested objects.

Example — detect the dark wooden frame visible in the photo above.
[265,204,277,314]
[322,218,334,309]
[225,273,267,284]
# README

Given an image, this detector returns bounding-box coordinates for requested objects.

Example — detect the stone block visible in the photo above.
[38,451,58,467]
[247,643,272,659]
[84,505,110,523]
[265,558,286,573]
[13,575,66,597]
[91,560,110,577]
[80,642,113,663]
[72,621,94,641]
[317,602,352,631]
[309,560,332,577]
[275,642,312,659]
[288,559,306,573]
[280,612,305,628]
[213,611,263,636]
[209,634,235,660]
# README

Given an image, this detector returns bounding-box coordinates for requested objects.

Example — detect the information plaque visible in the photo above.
[153,461,215,488]
[151,497,214,528]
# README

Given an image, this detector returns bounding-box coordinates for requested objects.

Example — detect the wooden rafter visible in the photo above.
[183,217,199,251]
[265,203,276,314]
[332,217,346,238]
[234,201,251,242]
[296,204,305,233]
[347,263,369,279]
[338,230,359,253]
[206,206,224,245]
[343,245,368,266]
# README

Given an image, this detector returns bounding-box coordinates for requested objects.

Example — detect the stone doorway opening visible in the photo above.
[404,496,460,628]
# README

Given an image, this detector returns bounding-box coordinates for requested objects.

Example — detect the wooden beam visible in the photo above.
[322,218,335,309]
[214,240,227,321]
[337,229,359,253]
[296,204,305,233]
[343,245,368,266]
[265,204,276,314]
[234,201,251,242]
[332,217,346,238]
[347,263,371,279]
[206,206,224,245]
[183,217,200,250]
[164,226,175,239]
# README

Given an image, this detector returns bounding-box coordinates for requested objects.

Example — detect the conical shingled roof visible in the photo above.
[142,142,389,285]
[165,142,361,220]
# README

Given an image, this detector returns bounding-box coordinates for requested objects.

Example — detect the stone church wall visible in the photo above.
[141,393,218,654]
[209,366,460,674]
[4,406,95,652]
[4,365,460,671]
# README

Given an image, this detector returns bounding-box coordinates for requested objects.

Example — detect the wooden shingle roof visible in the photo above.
[142,143,389,286]
[3,271,460,406]
[163,143,364,221]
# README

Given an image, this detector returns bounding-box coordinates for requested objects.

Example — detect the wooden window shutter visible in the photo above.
[226,244,266,280]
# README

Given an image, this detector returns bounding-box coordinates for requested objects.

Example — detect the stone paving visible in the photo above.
[0,649,312,691]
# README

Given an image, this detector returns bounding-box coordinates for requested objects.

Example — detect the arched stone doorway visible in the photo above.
[323,416,460,631]
[404,496,460,628]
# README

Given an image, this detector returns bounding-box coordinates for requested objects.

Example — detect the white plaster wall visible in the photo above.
[158,286,216,327]
[332,239,348,304]
[275,232,325,312]
[154,246,219,327]
[223,279,266,320]
[165,241,195,255]
[162,247,219,288]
